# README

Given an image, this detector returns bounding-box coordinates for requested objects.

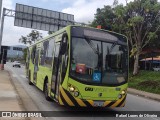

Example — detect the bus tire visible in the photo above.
[28,70,33,85]
[44,82,51,101]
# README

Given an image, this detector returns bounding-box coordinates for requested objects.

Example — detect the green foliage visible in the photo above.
[19,30,43,45]
[129,70,160,94]
[153,3,160,12]
[90,5,115,29]
[113,0,118,7]
[91,0,160,75]
[130,16,144,24]
[114,5,125,17]
[27,30,43,43]
[147,32,158,41]
[19,36,28,45]
[130,47,137,57]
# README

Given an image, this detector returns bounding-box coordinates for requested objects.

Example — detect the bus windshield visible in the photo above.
[70,37,128,85]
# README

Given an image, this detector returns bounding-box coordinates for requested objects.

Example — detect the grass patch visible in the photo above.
[129,70,160,94]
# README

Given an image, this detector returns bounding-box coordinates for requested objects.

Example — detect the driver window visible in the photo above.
[31,46,36,64]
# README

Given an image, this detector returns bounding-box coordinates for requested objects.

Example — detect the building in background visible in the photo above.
[7,45,27,59]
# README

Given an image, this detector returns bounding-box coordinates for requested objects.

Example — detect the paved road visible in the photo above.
[5,62,160,120]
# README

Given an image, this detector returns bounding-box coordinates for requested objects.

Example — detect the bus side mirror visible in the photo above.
[60,34,68,55]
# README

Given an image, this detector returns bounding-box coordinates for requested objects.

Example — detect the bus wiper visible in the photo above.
[85,38,99,55]
[109,41,118,53]
[85,38,102,70]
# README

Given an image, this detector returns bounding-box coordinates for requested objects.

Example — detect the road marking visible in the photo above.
[20,75,26,78]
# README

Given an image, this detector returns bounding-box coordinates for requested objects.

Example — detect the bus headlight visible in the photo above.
[69,87,75,92]
[73,91,79,97]
[121,90,125,95]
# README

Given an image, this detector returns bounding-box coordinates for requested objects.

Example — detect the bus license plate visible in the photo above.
[93,101,104,107]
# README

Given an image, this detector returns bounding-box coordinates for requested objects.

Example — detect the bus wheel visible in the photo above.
[44,82,51,101]
[28,70,33,85]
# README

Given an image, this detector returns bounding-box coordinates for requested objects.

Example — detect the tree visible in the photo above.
[91,0,160,75]
[91,5,115,30]
[19,36,30,45]
[115,0,160,75]
[19,30,43,45]
[27,30,43,44]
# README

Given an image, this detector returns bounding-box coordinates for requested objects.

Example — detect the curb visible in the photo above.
[128,88,160,102]
[7,70,30,120]
[7,70,46,120]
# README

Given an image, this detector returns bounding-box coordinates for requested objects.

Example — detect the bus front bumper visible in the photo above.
[58,87,126,107]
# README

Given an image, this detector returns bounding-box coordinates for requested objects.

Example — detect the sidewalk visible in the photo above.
[0,69,45,120]
[0,70,27,120]
[128,88,160,102]
[0,70,25,111]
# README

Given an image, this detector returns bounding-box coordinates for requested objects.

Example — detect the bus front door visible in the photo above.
[51,33,68,100]
[51,41,60,100]
[33,49,39,85]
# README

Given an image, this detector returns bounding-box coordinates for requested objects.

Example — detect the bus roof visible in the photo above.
[28,25,127,48]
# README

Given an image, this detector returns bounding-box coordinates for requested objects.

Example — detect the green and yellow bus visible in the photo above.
[26,25,128,107]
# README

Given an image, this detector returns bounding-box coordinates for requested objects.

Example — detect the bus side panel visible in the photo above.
[60,26,71,89]
[29,47,34,83]
[49,27,70,99]
[36,66,52,91]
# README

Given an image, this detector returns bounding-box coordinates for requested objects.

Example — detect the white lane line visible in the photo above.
[20,75,26,78]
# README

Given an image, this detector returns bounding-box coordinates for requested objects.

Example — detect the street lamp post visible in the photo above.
[0,0,2,22]
[0,8,5,53]
[0,48,6,70]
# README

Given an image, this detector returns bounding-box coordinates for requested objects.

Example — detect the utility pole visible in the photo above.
[0,0,2,53]
[0,48,6,70]
[0,8,5,54]
[0,0,2,22]
[0,0,3,69]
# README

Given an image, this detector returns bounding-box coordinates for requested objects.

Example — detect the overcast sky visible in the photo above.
[1,0,137,46]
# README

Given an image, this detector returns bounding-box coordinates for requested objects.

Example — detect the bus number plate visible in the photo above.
[93,101,104,107]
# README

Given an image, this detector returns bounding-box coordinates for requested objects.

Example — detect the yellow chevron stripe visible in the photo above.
[87,100,94,106]
[59,95,64,105]
[60,87,74,106]
[120,100,126,107]
[75,98,86,107]
[111,95,126,107]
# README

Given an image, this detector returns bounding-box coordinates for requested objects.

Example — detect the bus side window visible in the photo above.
[61,34,69,82]
[52,42,60,75]
[40,40,49,66]
[26,48,30,68]
[31,46,36,64]
[44,37,55,67]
